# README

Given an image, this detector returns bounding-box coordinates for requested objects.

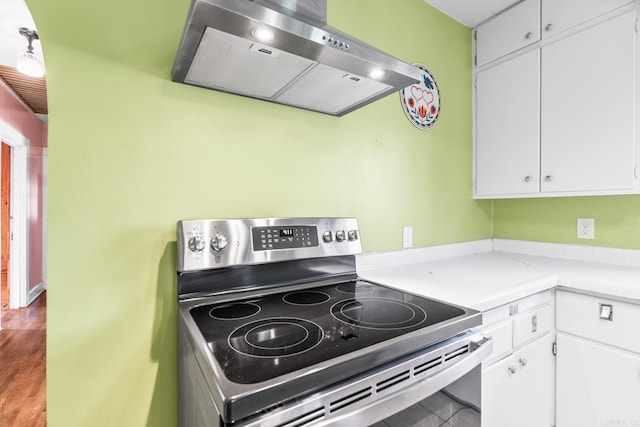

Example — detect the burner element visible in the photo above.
[283,291,330,305]
[210,302,261,320]
[229,318,324,358]
[331,298,427,330]
[246,323,309,350]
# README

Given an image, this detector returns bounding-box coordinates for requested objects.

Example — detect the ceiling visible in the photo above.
[425,0,521,27]
[0,0,47,120]
[0,0,519,123]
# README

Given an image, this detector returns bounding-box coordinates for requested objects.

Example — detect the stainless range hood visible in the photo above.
[171,0,421,116]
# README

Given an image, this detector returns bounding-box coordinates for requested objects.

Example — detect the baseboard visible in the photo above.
[27,282,45,306]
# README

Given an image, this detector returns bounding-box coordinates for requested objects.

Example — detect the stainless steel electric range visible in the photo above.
[177,218,492,427]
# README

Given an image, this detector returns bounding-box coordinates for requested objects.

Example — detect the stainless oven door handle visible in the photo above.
[321,336,493,427]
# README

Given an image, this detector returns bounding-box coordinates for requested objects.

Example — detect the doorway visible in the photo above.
[0,120,30,314]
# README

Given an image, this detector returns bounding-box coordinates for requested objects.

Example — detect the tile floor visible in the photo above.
[372,391,480,427]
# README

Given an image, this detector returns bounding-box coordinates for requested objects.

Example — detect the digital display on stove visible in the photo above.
[252,225,319,251]
[189,280,468,385]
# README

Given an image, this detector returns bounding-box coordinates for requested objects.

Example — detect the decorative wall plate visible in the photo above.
[399,64,441,130]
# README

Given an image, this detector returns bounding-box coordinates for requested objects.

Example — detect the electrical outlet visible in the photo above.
[403,226,413,248]
[577,218,595,239]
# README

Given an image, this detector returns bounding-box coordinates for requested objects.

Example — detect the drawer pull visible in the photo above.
[519,357,527,367]
[599,303,613,321]
[508,365,517,374]
[532,314,537,333]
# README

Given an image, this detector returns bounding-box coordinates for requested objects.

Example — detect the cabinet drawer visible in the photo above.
[512,304,551,348]
[483,290,553,326]
[556,290,640,353]
[483,319,512,365]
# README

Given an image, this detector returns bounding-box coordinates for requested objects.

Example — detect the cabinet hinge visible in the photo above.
[636,20,640,33]
[552,341,557,356]
[634,166,638,179]
[474,30,477,41]
[474,55,477,66]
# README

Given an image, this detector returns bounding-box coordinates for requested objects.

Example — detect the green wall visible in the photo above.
[494,195,640,250]
[27,0,490,425]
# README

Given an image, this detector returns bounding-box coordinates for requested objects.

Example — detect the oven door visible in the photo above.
[311,334,490,427]
[374,364,483,427]
[180,331,491,427]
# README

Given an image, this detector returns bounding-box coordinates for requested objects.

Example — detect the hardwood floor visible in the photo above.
[0,292,46,426]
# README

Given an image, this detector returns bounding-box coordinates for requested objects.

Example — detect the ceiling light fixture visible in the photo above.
[17,27,45,78]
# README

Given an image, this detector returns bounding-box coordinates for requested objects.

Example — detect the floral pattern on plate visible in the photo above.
[400,64,440,130]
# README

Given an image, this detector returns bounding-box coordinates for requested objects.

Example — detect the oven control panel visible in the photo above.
[177,217,362,272]
[251,225,319,251]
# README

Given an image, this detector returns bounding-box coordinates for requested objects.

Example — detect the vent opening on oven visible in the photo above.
[376,370,410,393]
[444,344,469,362]
[414,355,443,375]
[329,387,372,413]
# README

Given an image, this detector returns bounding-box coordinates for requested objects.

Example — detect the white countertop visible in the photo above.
[357,239,640,312]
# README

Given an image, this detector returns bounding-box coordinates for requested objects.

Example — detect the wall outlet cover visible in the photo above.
[577,218,595,239]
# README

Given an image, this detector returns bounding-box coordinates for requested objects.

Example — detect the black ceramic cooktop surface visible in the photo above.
[190,280,466,384]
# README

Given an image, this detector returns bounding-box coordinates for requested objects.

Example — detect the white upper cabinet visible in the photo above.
[474,1,638,198]
[476,50,540,196]
[542,0,632,38]
[476,0,540,66]
[476,0,633,65]
[541,11,636,193]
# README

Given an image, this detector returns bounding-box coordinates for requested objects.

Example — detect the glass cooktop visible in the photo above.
[189,280,467,384]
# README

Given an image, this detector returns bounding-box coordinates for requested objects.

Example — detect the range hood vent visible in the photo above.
[172,0,421,116]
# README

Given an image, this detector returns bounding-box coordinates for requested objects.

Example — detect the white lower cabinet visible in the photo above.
[482,334,553,427]
[480,291,554,426]
[479,288,640,426]
[555,290,640,426]
[556,333,640,427]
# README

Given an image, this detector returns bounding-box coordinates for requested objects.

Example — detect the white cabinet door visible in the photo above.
[475,49,540,197]
[482,334,553,427]
[556,333,640,427]
[476,0,540,66]
[511,334,553,427]
[542,0,632,38]
[540,11,636,193]
[482,353,517,427]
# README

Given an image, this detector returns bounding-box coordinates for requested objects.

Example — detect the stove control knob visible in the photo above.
[188,236,206,252]
[335,230,346,242]
[347,230,358,241]
[322,230,333,243]
[210,234,228,252]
